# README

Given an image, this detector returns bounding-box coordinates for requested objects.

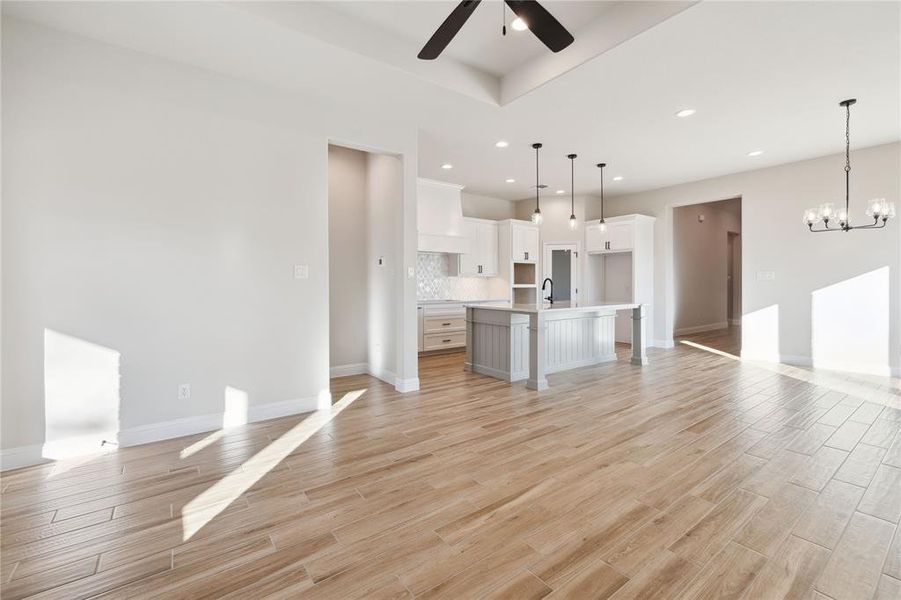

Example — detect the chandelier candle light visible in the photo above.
[804,99,894,232]
[597,162,607,232]
[531,142,543,225]
[568,153,578,230]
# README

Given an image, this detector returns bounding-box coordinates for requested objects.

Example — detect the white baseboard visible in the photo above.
[329,363,368,378]
[117,394,321,448]
[1,393,326,472]
[394,377,420,393]
[674,322,729,336]
[366,364,396,388]
[653,339,675,349]
[0,444,46,472]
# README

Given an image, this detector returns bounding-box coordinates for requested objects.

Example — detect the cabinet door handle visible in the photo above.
[442,339,452,343]
[442,322,451,326]
[478,265,482,274]
[524,251,529,260]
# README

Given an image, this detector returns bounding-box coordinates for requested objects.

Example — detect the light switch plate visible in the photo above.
[407,267,415,279]
[294,265,309,279]
[178,383,191,400]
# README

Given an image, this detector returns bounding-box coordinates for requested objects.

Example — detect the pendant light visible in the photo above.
[597,162,607,232]
[568,153,578,230]
[804,99,894,232]
[531,143,543,225]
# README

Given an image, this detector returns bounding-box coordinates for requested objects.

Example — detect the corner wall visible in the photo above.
[602,142,900,376]
[1,18,420,468]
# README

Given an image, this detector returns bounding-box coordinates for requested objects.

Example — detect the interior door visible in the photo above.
[543,243,580,305]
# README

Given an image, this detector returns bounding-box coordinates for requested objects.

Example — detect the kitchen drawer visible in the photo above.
[423,303,465,316]
[424,315,465,333]
[423,331,466,351]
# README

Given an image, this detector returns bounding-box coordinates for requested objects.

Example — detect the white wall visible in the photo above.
[462,192,516,221]
[1,18,420,467]
[602,142,900,376]
[366,153,403,382]
[328,145,368,369]
[673,198,741,333]
[515,195,590,247]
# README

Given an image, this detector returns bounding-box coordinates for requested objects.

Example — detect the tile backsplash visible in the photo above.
[417,253,506,301]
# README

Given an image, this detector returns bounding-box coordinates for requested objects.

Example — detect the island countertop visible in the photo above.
[463,301,642,314]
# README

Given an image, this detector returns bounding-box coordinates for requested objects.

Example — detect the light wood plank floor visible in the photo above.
[2,335,901,599]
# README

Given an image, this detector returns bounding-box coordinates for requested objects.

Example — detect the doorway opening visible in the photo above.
[543,242,580,305]
[672,197,742,355]
[327,143,404,391]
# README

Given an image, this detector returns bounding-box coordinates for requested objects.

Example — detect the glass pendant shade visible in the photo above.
[803,208,820,225]
[599,220,607,233]
[569,214,578,230]
[818,203,836,221]
[532,208,543,224]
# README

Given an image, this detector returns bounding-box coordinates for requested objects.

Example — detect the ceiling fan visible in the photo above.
[418,0,574,60]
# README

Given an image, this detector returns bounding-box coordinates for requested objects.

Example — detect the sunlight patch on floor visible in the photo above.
[679,340,899,408]
[180,388,366,541]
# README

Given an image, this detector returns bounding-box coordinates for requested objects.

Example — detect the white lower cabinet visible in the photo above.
[418,303,466,352]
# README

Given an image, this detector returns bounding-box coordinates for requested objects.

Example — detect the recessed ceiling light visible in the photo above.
[675,108,696,118]
[441,163,453,169]
[505,178,515,183]
[495,140,509,148]
[613,176,624,182]
[511,17,528,31]
[747,150,764,157]
[556,189,565,194]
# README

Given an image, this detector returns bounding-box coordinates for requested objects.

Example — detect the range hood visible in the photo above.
[417,178,473,254]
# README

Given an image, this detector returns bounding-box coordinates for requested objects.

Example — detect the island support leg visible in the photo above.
[631,304,649,366]
[464,306,473,372]
[527,312,548,390]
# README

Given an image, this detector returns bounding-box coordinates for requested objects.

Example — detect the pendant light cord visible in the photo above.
[845,102,851,217]
[535,146,540,211]
[571,157,575,215]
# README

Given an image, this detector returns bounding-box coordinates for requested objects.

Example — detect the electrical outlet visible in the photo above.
[407,266,415,279]
[756,270,776,281]
[178,383,191,400]
[294,265,309,279]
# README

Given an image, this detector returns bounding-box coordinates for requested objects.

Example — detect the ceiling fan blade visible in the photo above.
[418,0,482,60]
[504,0,574,52]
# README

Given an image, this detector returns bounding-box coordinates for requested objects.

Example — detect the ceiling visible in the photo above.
[324,1,617,78]
[4,1,899,201]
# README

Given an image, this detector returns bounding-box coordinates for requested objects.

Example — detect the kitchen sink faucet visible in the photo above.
[542,278,554,304]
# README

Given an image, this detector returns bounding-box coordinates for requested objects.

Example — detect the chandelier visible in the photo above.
[804,99,894,232]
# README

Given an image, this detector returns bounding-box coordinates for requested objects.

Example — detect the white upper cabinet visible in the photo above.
[511,223,539,262]
[453,218,498,277]
[585,220,634,253]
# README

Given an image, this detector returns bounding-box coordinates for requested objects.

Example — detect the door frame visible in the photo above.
[543,242,581,305]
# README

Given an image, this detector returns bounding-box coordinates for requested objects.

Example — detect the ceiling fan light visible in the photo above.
[511,17,528,31]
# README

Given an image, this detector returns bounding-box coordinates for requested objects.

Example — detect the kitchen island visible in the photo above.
[464,301,648,390]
